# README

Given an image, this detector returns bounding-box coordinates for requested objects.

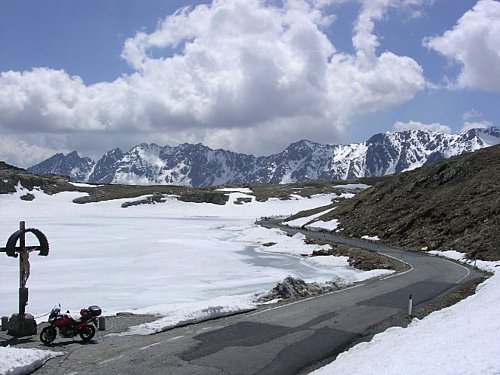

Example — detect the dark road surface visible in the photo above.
[31,221,484,375]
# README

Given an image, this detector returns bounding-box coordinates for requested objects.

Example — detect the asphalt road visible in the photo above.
[30,221,483,375]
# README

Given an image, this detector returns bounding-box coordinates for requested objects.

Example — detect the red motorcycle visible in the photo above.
[40,304,102,345]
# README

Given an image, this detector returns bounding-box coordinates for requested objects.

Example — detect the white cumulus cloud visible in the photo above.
[0,0,426,167]
[393,120,452,134]
[424,0,500,92]
[461,120,493,132]
[0,135,64,168]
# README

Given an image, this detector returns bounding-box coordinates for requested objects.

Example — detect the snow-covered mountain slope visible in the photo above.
[28,151,94,182]
[27,127,500,187]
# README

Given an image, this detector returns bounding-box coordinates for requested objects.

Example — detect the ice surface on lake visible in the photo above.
[0,187,366,318]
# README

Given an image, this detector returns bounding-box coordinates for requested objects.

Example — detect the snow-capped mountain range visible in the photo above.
[28,127,500,187]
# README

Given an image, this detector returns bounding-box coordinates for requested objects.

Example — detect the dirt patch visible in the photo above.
[71,185,188,204]
[121,193,166,208]
[311,244,408,273]
[250,179,375,202]
[177,191,229,205]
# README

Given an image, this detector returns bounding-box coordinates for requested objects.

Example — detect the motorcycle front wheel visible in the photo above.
[40,326,57,345]
[79,325,96,342]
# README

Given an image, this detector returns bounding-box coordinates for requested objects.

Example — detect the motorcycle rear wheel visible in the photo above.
[40,326,57,345]
[79,325,96,342]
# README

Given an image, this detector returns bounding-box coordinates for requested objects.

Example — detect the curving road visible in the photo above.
[33,221,484,375]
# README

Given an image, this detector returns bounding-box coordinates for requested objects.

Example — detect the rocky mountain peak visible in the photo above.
[26,126,500,187]
[28,151,93,182]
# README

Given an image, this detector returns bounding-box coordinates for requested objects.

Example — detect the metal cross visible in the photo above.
[0,221,49,316]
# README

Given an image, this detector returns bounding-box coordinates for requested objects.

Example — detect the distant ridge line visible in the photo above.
[27,126,500,187]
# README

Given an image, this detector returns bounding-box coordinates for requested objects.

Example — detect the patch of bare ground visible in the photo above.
[0,162,230,205]
[310,243,408,273]
[0,161,77,195]
[2,161,370,206]
[249,178,378,202]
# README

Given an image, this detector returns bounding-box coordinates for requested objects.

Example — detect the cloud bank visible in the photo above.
[424,0,500,91]
[0,0,454,167]
[393,120,452,134]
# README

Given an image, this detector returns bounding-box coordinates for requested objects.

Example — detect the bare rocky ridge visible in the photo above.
[318,144,500,261]
[0,161,370,205]
[0,161,77,195]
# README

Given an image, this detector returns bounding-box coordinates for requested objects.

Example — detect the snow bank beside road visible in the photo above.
[285,208,335,228]
[306,219,339,231]
[0,346,62,375]
[115,295,257,336]
[310,253,500,375]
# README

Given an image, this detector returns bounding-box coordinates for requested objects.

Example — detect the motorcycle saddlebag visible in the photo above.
[88,305,102,317]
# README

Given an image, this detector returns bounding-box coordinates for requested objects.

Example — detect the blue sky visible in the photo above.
[0,0,499,167]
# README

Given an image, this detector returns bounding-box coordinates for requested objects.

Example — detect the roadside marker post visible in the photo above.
[98,316,106,331]
[408,294,413,317]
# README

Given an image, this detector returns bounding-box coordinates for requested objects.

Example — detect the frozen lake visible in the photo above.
[0,188,365,317]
